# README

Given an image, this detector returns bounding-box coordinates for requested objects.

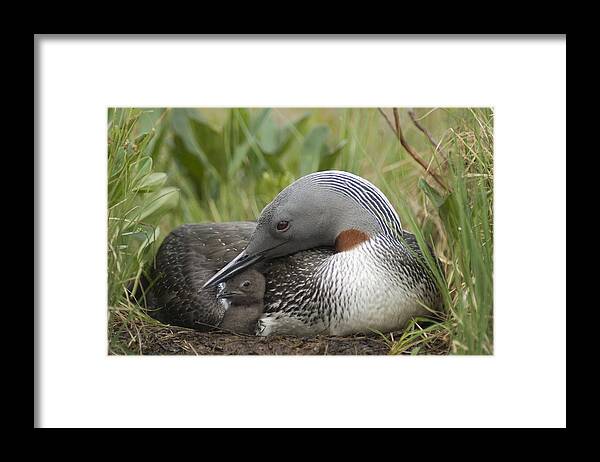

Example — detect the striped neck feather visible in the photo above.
[306,170,403,238]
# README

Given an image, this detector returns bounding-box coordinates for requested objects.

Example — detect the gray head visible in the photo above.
[217,269,266,305]
[203,170,403,288]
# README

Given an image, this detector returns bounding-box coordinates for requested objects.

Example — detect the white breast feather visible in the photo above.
[257,238,430,336]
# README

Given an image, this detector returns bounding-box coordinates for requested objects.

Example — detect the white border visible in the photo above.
[37,36,566,428]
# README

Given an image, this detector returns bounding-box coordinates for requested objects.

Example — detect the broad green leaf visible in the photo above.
[256,115,281,154]
[228,142,251,177]
[170,109,199,153]
[133,172,167,193]
[136,108,166,133]
[263,151,284,173]
[264,112,311,157]
[233,108,251,134]
[319,139,347,171]
[171,133,205,198]
[300,125,330,176]
[134,130,153,146]
[249,108,272,133]
[149,123,166,159]
[138,187,180,221]
[246,111,311,160]
[129,157,153,182]
[285,112,311,134]
[189,118,227,179]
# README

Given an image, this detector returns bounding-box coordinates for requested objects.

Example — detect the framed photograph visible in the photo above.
[35,35,566,428]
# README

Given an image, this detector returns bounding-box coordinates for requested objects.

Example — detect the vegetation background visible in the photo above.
[108,107,493,355]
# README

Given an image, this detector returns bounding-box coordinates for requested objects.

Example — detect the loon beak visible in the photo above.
[217,290,244,299]
[202,251,264,289]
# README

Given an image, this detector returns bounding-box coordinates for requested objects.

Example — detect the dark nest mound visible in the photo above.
[108,308,450,356]
[113,325,390,355]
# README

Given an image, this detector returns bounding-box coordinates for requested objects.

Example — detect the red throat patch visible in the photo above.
[335,229,370,252]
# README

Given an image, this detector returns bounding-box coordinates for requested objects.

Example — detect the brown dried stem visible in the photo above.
[408,109,448,159]
[378,108,449,191]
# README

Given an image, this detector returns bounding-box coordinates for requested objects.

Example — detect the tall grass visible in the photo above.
[107,108,179,353]
[107,107,493,355]
[391,109,494,355]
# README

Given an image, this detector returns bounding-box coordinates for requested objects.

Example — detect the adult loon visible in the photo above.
[140,170,442,336]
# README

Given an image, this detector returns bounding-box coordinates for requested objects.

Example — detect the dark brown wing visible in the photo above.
[142,222,256,330]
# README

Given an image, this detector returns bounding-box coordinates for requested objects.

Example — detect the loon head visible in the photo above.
[203,170,403,289]
[217,269,266,305]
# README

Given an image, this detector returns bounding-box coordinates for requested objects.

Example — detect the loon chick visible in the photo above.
[141,170,442,336]
[217,269,266,335]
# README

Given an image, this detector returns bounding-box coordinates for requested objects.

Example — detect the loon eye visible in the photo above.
[276,220,290,232]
